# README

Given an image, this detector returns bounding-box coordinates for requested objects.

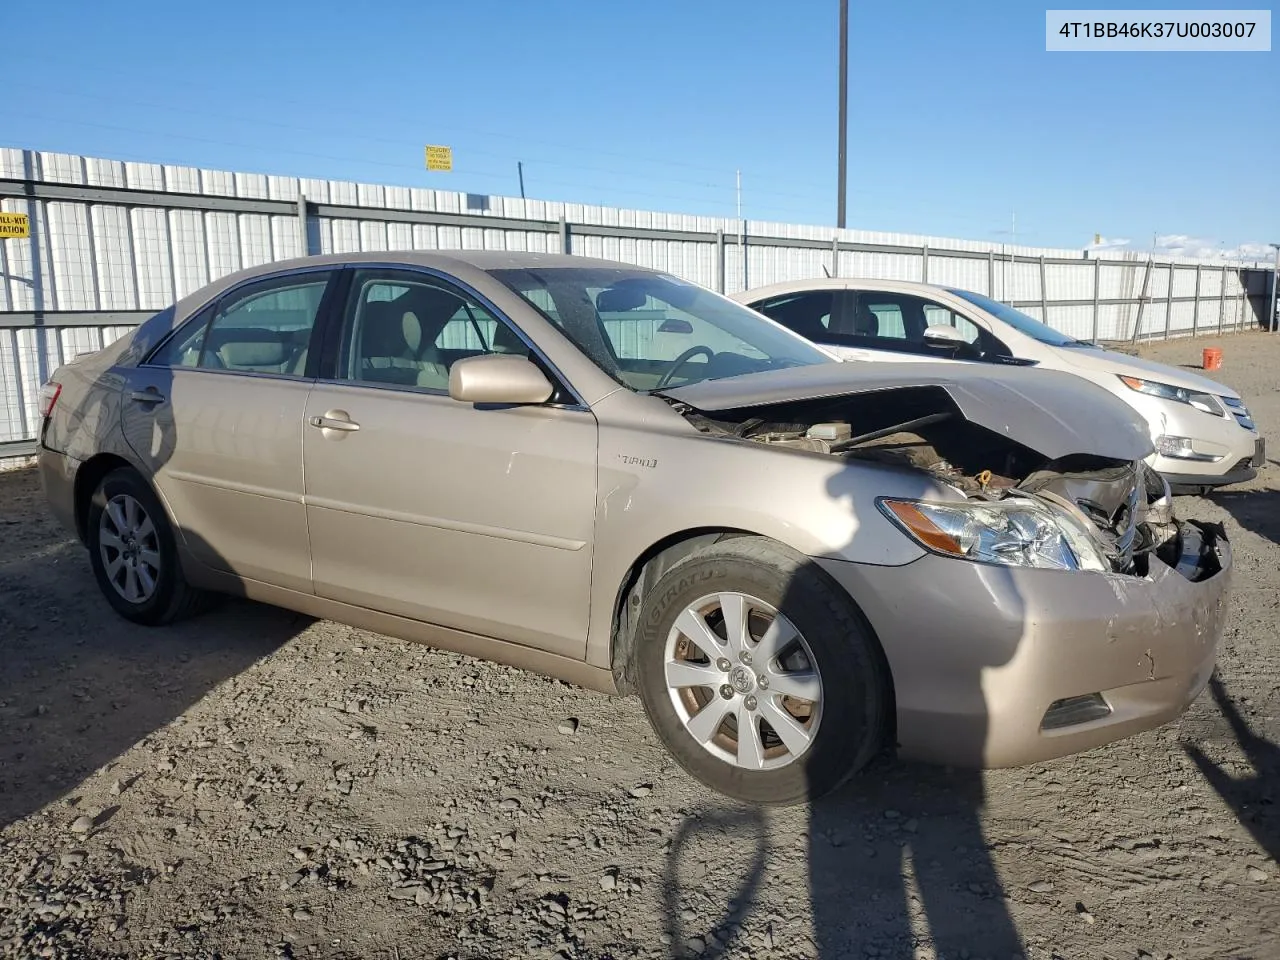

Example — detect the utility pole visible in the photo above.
[1268,242,1280,332]
[517,161,526,200]
[837,0,848,229]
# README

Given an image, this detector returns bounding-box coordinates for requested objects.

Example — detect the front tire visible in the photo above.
[86,467,211,625]
[635,536,889,806]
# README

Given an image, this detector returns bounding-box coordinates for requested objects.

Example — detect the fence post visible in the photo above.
[558,217,570,255]
[296,193,309,255]
[1191,264,1201,337]
[1130,258,1153,344]
[987,250,995,296]
[1091,256,1100,342]
[1039,255,1048,322]
[21,150,45,322]
[1218,264,1227,335]
[1164,263,1175,338]
[715,230,726,293]
[922,243,929,283]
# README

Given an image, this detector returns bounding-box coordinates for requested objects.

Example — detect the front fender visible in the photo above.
[585,422,953,667]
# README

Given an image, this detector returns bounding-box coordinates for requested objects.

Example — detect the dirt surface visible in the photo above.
[2,331,1279,960]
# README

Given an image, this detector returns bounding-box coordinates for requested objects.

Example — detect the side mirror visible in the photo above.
[658,318,694,334]
[449,354,554,405]
[922,324,967,346]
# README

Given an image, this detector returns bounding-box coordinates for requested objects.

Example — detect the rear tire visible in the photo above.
[634,536,889,806]
[85,467,212,625]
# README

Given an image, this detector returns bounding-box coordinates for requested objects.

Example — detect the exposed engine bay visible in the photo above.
[670,385,1224,581]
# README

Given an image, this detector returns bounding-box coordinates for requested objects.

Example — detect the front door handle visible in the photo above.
[309,411,361,433]
[129,387,166,404]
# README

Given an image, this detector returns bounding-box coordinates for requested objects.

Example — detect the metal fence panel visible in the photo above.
[0,148,1272,452]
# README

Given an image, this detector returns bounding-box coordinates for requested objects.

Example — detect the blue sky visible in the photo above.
[3,0,1276,255]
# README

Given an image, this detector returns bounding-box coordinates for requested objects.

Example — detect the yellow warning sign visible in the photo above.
[0,212,30,239]
[424,145,453,172]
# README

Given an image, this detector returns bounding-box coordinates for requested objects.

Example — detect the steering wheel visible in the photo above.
[656,345,716,388]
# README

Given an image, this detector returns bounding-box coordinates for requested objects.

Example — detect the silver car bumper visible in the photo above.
[818,521,1232,768]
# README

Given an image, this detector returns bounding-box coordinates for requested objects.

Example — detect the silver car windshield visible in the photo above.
[947,287,1091,347]
[490,266,832,390]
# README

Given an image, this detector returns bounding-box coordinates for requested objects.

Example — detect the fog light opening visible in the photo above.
[1154,435,1217,462]
[1041,693,1112,731]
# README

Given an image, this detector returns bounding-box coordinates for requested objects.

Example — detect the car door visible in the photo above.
[843,290,993,364]
[119,267,339,593]
[301,267,598,659]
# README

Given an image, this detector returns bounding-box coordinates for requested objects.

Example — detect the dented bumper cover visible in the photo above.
[818,521,1232,768]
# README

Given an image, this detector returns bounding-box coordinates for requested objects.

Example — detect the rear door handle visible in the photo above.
[309,411,360,433]
[129,388,166,404]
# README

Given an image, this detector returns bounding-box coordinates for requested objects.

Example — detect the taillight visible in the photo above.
[39,382,62,419]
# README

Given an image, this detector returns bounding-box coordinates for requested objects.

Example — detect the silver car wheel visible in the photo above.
[98,493,161,604]
[664,592,823,771]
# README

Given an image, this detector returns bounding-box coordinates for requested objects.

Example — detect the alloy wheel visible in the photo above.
[98,493,161,604]
[663,591,823,771]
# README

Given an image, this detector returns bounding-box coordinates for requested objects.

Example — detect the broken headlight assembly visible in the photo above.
[878,496,1110,572]
[1118,375,1227,417]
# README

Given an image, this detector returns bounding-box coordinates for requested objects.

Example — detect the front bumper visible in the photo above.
[819,521,1232,768]
[1155,433,1263,491]
[1145,416,1261,488]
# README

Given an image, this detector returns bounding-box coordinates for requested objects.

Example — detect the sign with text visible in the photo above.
[1047,10,1271,51]
[424,145,453,172]
[0,212,30,239]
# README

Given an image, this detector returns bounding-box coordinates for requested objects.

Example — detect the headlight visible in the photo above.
[878,496,1110,572]
[1119,376,1226,417]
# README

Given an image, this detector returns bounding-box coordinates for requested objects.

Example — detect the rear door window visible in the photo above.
[751,291,838,343]
[149,272,334,376]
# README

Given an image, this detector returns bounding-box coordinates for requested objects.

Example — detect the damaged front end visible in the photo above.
[668,383,1226,583]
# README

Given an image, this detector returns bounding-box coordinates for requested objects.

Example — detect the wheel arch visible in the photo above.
[608,528,898,747]
[609,527,751,695]
[73,453,137,543]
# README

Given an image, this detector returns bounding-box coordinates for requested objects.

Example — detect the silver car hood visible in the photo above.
[662,361,1155,462]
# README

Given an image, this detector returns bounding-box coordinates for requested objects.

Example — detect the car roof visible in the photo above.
[224,249,651,281]
[731,277,960,301]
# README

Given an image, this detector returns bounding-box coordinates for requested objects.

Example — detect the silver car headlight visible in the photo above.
[1118,375,1226,417]
[878,496,1110,572]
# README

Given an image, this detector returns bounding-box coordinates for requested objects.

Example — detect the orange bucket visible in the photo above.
[1203,347,1223,371]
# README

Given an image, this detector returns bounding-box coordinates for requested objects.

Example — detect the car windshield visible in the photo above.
[489,266,833,390]
[946,287,1092,347]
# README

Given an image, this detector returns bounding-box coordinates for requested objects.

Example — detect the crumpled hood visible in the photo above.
[662,360,1155,462]
[1055,345,1240,398]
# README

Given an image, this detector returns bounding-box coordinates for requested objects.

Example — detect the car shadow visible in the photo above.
[1183,675,1280,866]
[0,467,306,829]
[1208,487,1280,546]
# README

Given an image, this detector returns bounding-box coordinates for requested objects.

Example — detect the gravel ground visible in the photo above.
[2,330,1279,960]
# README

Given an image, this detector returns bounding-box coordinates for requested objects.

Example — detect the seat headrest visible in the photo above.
[401,310,422,354]
[218,340,288,368]
[853,303,880,337]
[360,299,414,358]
